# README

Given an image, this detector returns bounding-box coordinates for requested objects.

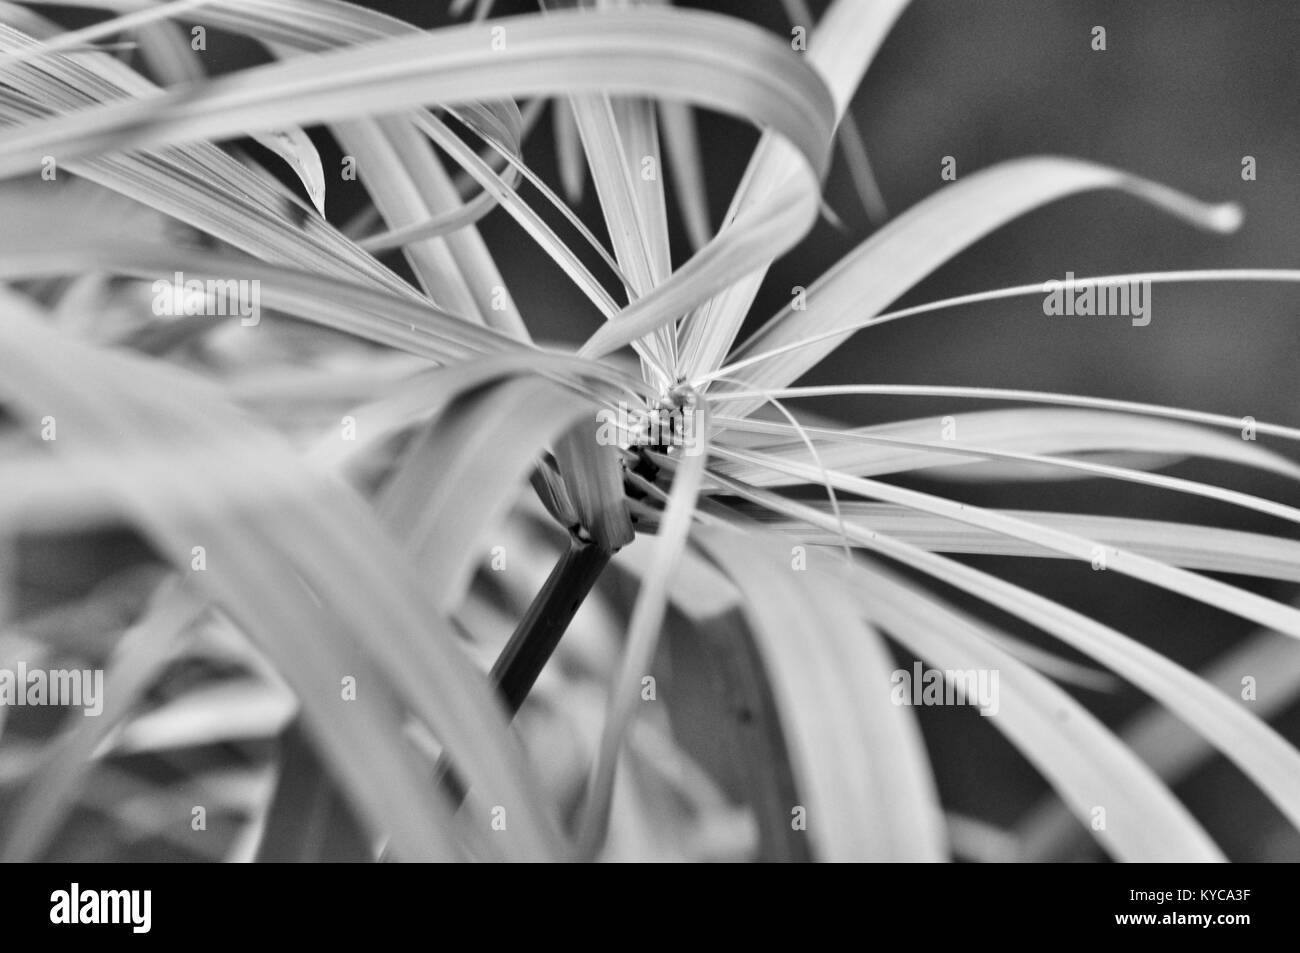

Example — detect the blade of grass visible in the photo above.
[715,444,1300,639]
[0,9,837,367]
[712,408,1300,484]
[706,468,1300,835]
[716,158,1242,418]
[676,0,912,379]
[703,382,1300,444]
[778,0,888,223]
[703,269,1300,387]
[657,99,710,251]
[745,502,1300,584]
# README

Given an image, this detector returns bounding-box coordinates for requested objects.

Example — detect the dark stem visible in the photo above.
[489,535,612,714]
[437,533,612,805]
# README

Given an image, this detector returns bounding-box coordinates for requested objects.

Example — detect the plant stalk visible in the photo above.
[489,534,613,714]
[437,533,612,806]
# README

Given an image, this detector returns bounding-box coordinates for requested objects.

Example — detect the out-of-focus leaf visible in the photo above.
[858,564,1222,861]
[689,524,946,861]
[1,578,203,862]
[553,425,635,552]
[0,294,564,861]
[377,375,596,610]
[1018,623,1300,861]
[112,678,296,753]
